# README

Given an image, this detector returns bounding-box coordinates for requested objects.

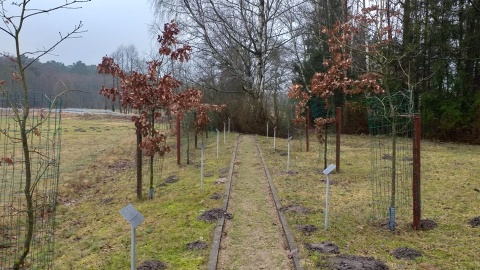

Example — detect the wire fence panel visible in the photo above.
[367,92,414,222]
[0,93,62,269]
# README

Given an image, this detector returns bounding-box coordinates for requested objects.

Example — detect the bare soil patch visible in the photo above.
[218,167,229,177]
[306,241,340,254]
[99,197,113,205]
[108,159,133,174]
[164,175,179,184]
[392,247,423,260]
[329,255,389,270]
[137,260,167,270]
[197,208,232,223]
[419,219,437,230]
[186,240,208,250]
[204,171,214,177]
[210,193,222,200]
[297,224,318,234]
[468,216,480,227]
[280,204,313,214]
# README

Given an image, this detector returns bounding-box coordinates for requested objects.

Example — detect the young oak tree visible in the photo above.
[0,1,89,268]
[288,19,384,168]
[99,20,223,199]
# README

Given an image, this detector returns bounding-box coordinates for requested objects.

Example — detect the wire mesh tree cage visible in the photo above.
[367,91,415,226]
[0,92,62,269]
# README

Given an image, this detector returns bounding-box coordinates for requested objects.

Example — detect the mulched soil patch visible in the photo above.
[74,128,86,132]
[165,175,179,184]
[218,167,229,177]
[306,241,339,254]
[297,224,318,234]
[99,197,113,205]
[186,240,208,250]
[329,255,389,270]
[419,219,437,230]
[280,152,288,156]
[197,208,233,222]
[392,247,423,260]
[137,260,167,270]
[280,204,313,214]
[204,171,214,177]
[286,170,298,175]
[468,216,480,227]
[108,159,134,174]
[210,193,222,200]
[382,154,393,160]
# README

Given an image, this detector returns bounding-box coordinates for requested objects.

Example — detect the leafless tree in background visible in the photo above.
[153,0,307,133]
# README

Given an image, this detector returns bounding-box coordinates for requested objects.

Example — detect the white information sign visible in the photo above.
[120,203,144,229]
[323,164,336,175]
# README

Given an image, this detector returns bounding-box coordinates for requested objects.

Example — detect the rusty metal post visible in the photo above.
[176,114,181,165]
[413,114,421,230]
[336,107,341,172]
[306,107,310,152]
[136,128,142,199]
[194,131,198,149]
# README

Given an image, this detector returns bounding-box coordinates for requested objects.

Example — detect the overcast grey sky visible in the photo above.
[1,0,157,66]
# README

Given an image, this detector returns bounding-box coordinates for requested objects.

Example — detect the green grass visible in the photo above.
[53,115,480,269]
[54,114,236,269]
[257,134,480,270]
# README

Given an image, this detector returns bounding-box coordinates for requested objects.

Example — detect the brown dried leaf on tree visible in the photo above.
[314,117,336,143]
[98,20,224,158]
[195,104,226,133]
[1,156,14,166]
[288,15,386,127]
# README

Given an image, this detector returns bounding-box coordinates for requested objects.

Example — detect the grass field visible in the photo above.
[257,134,480,270]
[52,115,479,269]
[54,114,236,269]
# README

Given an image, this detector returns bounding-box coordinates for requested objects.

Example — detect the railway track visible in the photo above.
[207,135,303,270]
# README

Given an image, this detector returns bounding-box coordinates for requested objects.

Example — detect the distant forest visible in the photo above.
[0,56,111,109]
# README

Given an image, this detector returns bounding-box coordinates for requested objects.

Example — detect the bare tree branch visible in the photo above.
[23,21,86,70]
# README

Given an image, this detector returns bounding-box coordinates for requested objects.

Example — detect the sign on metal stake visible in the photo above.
[201,143,205,191]
[216,129,219,160]
[273,126,277,151]
[223,122,226,144]
[287,136,292,172]
[266,122,269,138]
[120,203,145,270]
[323,164,335,229]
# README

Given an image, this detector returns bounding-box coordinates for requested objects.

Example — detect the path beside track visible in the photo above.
[215,135,294,270]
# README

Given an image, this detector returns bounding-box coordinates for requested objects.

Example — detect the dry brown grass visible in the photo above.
[54,114,236,269]
[257,134,480,270]
[50,115,480,269]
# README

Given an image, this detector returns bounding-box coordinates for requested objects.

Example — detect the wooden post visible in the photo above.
[336,107,341,172]
[413,114,421,230]
[176,114,181,165]
[306,107,310,152]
